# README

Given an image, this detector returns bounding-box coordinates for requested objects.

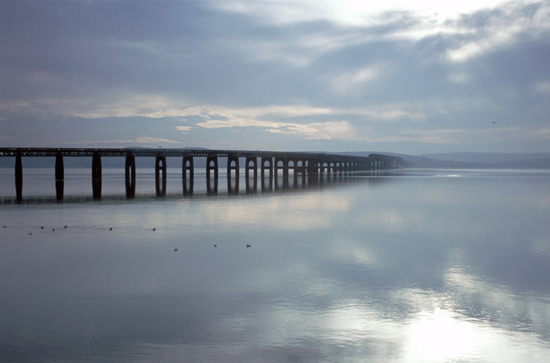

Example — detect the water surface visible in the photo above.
[1,168,549,362]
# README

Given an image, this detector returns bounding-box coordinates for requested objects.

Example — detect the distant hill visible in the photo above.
[342,152,550,169]
[420,152,550,169]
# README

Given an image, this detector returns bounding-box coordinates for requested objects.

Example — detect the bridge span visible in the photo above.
[0,148,403,201]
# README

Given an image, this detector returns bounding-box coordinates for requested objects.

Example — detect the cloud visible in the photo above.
[175,125,193,132]
[446,1,550,62]
[210,0,522,25]
[1,0,550,153]
[61,137,181,145]
[329,65,381,93]
[527,128,550,139]
[535,82,550,93]
[268,121,354,140]
[134,137,181,144]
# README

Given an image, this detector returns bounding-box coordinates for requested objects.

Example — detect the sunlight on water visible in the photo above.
[1,168,549,362]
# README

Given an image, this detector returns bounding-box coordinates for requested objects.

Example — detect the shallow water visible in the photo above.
[1,168,549,362]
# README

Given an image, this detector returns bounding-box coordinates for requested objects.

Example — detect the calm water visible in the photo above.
[1,168,549,362]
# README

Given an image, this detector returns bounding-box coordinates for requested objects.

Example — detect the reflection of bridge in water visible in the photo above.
[0,148,404,201]
[0,170,401,205]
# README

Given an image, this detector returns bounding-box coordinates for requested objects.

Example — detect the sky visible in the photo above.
[1,0,549,155]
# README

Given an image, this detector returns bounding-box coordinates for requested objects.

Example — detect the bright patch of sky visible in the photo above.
[214,0,518,23]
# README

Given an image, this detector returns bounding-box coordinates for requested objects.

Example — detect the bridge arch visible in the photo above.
[206,156,218,194]
[182,156,194,195]
[227,156,239,194]
[261,157,273,190]
[245,157,258,192]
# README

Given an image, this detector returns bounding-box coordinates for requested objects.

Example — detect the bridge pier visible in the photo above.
[288,159,296,188]
[92,152,102,200]
[307,159,319,185]
[245,157,258,192]
[155,156,167,197]
[15,151,23,201]
[296,159,307,188]
[274,157,289,189]
[55,151,64,200]
[261,157,273,191]
[296,160,302,187]
[319,160,327,183]
[227,156,239,194]
[206,156,218,194]
[182,156,194,195]
[125,155,136,198]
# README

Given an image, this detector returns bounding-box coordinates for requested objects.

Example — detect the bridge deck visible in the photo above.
[0,147,370,160]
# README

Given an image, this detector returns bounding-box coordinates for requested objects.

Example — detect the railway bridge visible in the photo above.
[0,148,403,201]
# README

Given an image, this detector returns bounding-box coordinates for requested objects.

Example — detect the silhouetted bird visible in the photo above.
[214,245,217,247]
[153,228,156,231]
[28,233,32,235]
[174,248,178,252]
[52,229,55,231]
[64,226,67,229]
[246,244,251,248]
[109,227,113,231]
[41,226,44,229]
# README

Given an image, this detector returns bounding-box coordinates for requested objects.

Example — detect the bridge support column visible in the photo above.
[298,160,305,187]
[206,156,218,194]
[302,160,308,186]
[261,157,273,191]
[15,151,22,202]
[245,157,257,192]
[155,156,167,196]
[227,156,239,194]
[274,157,288,189]
[296,159,306,188]
[55,151,64,201]
[92,152,102,200]
[182,156,194,196]
[307,159,319,185]
[289,159,298,188]
[319,160,327,183]
[125,155,136,198]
